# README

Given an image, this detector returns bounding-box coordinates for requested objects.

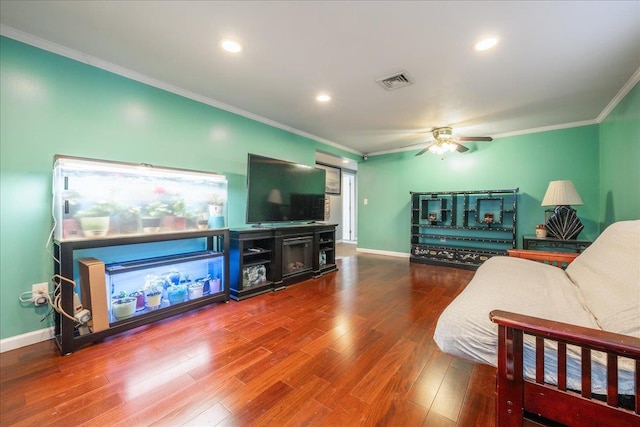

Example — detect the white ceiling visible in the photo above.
[1,1,639,156]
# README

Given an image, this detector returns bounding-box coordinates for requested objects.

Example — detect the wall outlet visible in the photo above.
[32,282,49,306]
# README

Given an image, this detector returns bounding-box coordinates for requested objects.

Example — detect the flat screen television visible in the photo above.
[246,154,326,224]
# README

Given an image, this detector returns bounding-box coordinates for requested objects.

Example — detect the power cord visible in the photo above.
[49,274,79,322]
[45,176,60,264]
[18,291,41,303]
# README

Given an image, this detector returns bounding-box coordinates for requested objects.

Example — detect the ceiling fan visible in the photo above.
[415,127,493,157]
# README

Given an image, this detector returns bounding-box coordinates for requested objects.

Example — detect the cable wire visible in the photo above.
[45,172,60,264]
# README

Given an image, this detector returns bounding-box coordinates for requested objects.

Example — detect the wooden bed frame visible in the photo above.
[488,250,640,426]
[506,249,579,269]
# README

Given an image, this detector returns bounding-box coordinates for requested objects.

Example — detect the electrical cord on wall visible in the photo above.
[45,176,60,264]
[18,291,40,303]
[18,275,78,323]
[50,274,78,322]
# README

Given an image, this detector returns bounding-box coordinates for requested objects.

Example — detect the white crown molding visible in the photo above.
[364,143,428,157]
[490,119,599,139]
[596,66,640,122]
[0,25,362,157]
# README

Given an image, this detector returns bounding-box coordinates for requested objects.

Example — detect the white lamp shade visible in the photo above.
[267,188,283,204]
[541,180,583,206]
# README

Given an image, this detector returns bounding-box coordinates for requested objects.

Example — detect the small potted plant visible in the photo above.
[112,292,137,319]
[113,206,141,235]
[187,279,204,300]
[197,275,211,295]
[141,201,170,233]
[535,224,547,239]
[76,201,114,237]
[165,268,181,286]
[166,282,187,305]
[143,276,164,311]
[128,289,145,311]
[161,199,187,231]
[211,276,221,293]
[208,194,226,228]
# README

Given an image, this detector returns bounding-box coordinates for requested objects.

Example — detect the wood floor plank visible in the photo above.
[222,350,312,413]
[456,389,496,427]
[84,373,197,426]
[1,252,506,427]
[250,375,330,426]
[350,338,417,404]
[180,402,231,426]
[216,380,295,427]
[280,398,332,427]
[406,349,452,410]
[429,364,473,422]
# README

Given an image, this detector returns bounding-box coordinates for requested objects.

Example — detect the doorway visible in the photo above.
[342,170,356,242]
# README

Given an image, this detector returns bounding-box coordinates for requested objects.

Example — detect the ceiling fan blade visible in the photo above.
[458,136,493,142]
[455,143,469,153]
[415,146,430,156]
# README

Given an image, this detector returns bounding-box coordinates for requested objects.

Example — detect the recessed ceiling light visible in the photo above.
[342,160,349,164]
[220,38,243,53]
[316,94,332,102]
[475,37,498,51]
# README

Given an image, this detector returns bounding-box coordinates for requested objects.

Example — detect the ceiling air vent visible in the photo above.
[376,71,414,91]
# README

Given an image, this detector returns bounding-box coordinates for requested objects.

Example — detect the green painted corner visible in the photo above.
[599,82,640,227]
[1,34,638,342]
[357,125,603,253]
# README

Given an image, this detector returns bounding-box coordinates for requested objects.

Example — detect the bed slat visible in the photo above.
[581,348,592,399]
[607,354,618,406]
[535,337,544,384]
[558,342,567,391]
[635,359,640,415]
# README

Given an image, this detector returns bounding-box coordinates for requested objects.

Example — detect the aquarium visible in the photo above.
[105,251,224,323]
[53,155,228,241]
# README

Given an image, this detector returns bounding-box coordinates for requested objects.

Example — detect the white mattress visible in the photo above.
[433,255,636,395]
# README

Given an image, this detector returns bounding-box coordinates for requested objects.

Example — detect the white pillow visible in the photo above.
[565,220,640,337]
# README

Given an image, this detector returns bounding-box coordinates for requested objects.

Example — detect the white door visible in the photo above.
[342,171,356,242]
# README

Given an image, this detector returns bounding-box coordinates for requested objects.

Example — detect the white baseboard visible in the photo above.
[0,327,54,353]
[356,247,410,258]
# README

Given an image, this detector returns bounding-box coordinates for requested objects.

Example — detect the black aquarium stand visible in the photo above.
[53,229,229,354]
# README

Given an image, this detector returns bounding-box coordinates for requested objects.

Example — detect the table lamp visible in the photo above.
[541,180,584,240]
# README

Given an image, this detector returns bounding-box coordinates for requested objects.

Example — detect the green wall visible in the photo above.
[0,37,356,340]
[599,82,640,227]
[357,125,602,253]
[1,34,638,343]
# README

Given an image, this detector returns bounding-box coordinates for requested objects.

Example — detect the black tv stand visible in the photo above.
[229,224,338,300]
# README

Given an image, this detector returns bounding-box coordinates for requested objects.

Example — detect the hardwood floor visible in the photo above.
[2,252,506,426]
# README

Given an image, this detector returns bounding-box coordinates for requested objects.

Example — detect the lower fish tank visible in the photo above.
[105,251,224,323]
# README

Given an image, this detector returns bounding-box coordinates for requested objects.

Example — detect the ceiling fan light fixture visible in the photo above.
[220,38,243,53]
[475,37,498,51]
[428,141,457,156]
